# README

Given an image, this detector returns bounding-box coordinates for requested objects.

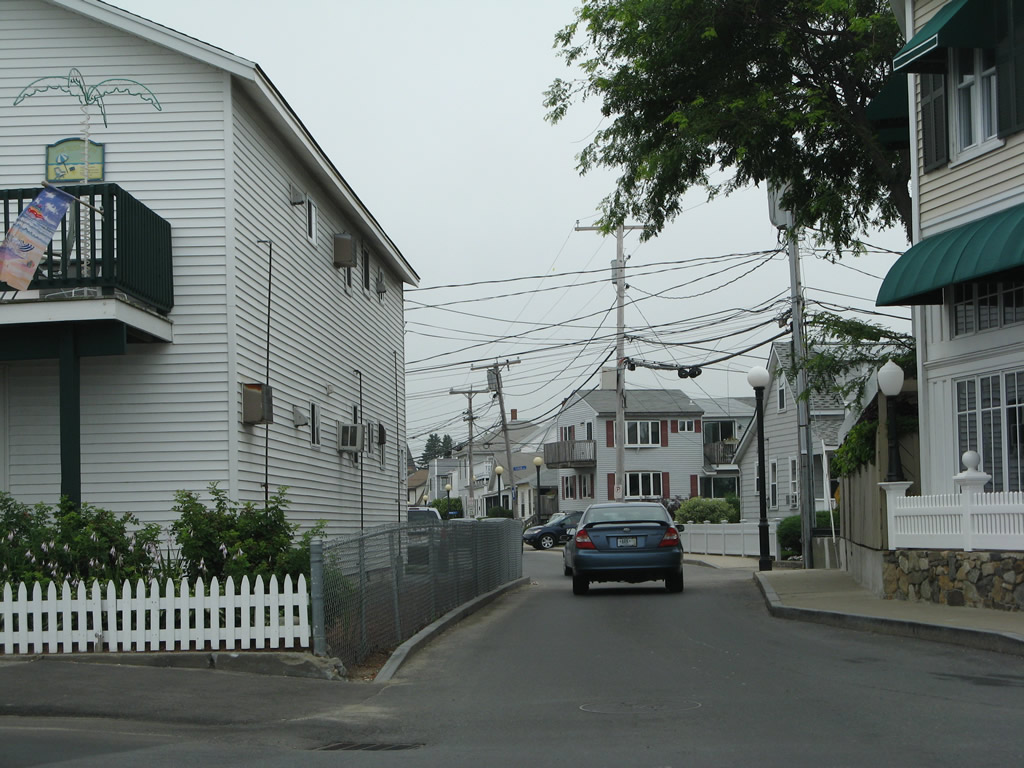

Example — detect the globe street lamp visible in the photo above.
[533,456,543,522]
[747,366,772,572]
[495,465,504,509]
[445,482,452,515]
[877,360,906,482]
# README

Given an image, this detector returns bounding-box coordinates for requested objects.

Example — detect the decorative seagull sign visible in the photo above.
[14,67,161,127]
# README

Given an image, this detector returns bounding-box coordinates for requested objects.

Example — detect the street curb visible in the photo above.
[753,572,1024,657]
[35,650,347,680]
[375,576,530,683]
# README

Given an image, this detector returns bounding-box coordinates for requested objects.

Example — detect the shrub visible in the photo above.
[674,497,739,525]
[171,483,321,582]
[777,515,803,556]
[431,497,464,518]
[486,507,513,518]
[723,493,741,519]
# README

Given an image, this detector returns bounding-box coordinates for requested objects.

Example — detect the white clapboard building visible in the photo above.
[0,0,418,535]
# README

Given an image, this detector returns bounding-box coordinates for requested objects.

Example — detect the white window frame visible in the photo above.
[625,471,663,499]
[956,368,1024,492]
[951,47,1001,163]
[678,419,695,432]
[305,195,317,243]
[626,420,661,447]
[777,379,787,412]
[309,402,321,447]
[769,459,778,509]
[952,278,1024,337]
[789,457,798,498]
[579,473,593,499]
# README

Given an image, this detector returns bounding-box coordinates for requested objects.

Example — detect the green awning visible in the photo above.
[893,0,995,73]
[878,201,1024,306]
[865,74,910,150]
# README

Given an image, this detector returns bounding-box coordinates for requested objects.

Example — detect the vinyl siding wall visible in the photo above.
[229,90,407,536]
[0,1,233,525]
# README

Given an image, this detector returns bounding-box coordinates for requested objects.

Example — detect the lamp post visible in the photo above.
[533,456,543,522]
[444,482,452,516]
[421,493,428,506]
[495,465,504,509]
[748,366,772,572]
[877,360,906,482]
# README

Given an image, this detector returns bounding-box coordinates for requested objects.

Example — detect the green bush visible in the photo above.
[485,507,513,518]
[723,493,741,518]
[777,515,803,556]
[432,497,464,518]
[0,491,164,585]
[674,497,740,525]
[171,483,322,582]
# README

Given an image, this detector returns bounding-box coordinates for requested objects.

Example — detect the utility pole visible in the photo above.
[450,387,485,517]
[575,222,644,501]
[472,359,520,514]
[785,209,816,569]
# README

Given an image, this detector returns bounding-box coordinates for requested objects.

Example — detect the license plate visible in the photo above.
[617,536,637,548]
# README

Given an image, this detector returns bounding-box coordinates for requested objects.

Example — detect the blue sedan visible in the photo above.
[562,502,684,595]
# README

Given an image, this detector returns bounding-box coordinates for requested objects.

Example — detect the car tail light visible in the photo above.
[575,529,596,549]
[659,526,681,548]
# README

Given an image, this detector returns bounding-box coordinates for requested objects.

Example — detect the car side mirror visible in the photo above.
[567,528,576,536]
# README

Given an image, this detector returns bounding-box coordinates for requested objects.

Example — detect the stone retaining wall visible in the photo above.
[883,550,1024,611]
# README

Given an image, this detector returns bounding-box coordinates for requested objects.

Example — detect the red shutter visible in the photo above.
[606,420,615,447]
[695,419,702,434]
[660,420,669,447]
[569,425,575,440]
[662,472,670,498]
[607,473,615,500]
[690,474,698,497]
[671,420,678,434]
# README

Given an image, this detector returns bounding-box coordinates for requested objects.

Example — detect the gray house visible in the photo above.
[735,342,845,521]
[545,372,705,512]
[691,397,755,501]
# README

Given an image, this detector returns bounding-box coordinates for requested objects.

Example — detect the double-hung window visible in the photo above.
[953,278,1024,336]
[769,459,778,508]
[956,368,1024,491]
[625,471,662,499]
[626,420,660,446]
[953,47,999,157]
[309,402,321,447]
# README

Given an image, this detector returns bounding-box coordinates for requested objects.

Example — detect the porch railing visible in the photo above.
[1,183,173,314]
[544,439,596,468]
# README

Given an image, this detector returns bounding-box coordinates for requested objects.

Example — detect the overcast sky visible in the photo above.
[111,0,911,459]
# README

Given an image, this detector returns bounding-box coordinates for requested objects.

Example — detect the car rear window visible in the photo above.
[408,508,439,524]
[585,506,668,524]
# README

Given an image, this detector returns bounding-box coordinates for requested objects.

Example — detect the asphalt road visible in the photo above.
[2,550,1023,767]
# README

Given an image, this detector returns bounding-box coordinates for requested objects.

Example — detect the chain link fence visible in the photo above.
[314,519,522,668]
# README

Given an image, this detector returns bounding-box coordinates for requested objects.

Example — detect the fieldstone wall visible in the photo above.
[883,550,1024,611]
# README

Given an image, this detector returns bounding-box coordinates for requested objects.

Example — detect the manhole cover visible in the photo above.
[579,701,702,714]
[316,742,424,752]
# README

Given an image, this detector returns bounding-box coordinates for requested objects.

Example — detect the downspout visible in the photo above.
[257,238,274,505]
[355,368,364,529]
[394,350,401,524]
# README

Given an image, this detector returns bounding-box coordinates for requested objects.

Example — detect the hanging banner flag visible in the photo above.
[0,185,76,291]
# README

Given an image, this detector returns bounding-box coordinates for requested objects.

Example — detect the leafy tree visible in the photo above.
[545,0,910,257]
[419,433,454,465]
[799,311,915,408]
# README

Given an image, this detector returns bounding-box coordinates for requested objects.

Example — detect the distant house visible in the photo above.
[0,0,418,536]
[545,370,705,512]
[735,342,845,521]
[690,397,755,501]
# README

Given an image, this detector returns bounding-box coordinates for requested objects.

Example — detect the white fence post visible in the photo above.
[954,450,991,553]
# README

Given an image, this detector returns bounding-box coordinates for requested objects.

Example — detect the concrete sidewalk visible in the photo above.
[688,554,1024,656]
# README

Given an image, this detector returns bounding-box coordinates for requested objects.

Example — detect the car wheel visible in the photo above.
[572,574,589,595]
[665,572,684,593]
[538,533,555,550]
[563,563,572,576]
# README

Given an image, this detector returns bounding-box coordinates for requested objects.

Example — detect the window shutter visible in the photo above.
[997,0,1024,138]
[694,419,702,434]
[606,419,615,447]
[690,474,699,497]
[662,472,670,498]
[920,73,948,171]
[660,420,669,447]
[671,420,678,434]
[607,473,615,500]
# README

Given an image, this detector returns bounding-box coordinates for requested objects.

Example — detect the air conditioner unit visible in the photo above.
[241,382,273,425]
[788,494,799,509]
[337,422,364,453]
[333,233,356,268]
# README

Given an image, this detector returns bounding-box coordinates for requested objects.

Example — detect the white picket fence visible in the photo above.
[888,491,1024,552]
[679,520,780,558]
[0,574,309,655]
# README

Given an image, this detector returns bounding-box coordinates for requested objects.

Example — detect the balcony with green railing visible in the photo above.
[1,183,173,314]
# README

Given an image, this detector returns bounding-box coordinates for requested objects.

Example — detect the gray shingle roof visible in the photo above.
[578,388,701,416]
[773,341,845,411]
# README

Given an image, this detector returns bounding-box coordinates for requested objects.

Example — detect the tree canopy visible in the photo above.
[545,0,910,256]
[419,433,454,466]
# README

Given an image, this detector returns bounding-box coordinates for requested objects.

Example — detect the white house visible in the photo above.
[0,0,418,536]
[545,370,706,512]
[735,341,845,522]
[690,396,755,501]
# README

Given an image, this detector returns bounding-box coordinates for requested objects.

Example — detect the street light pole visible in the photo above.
[877,360,906,483]
[495,465,504,511]
[748,366,772,572]
[445,482,452,517]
